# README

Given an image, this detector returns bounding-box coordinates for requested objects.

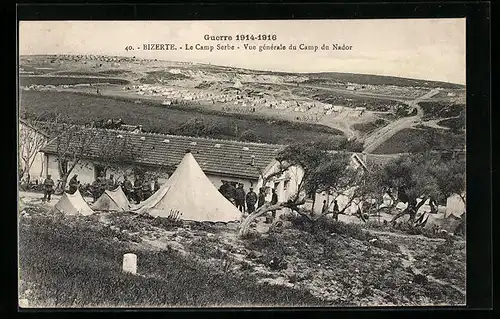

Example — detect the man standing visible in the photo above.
[257,187,266,208]
[321,200,329,216]
[42,175,55,202]
[235,183,246,214]
[122,175,133,200]
[270,188,278,221]
[134,176,143,204]
[153,177,160,193]
[332,199,339,221]
[142,178,152,201]
[245,187,258,214]
[106,174,116,191]
[68,174,79,194]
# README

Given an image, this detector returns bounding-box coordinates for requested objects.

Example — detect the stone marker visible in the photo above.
[122,253,137,275]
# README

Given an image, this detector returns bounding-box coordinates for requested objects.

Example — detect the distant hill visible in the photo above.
[302,72,465,89]
[20,54,465,89]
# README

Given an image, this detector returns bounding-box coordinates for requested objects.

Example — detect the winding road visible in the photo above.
[363,89,441,153]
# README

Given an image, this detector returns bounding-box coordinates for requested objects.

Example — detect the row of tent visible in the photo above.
[53,151,242,222]
[52,150,466,231]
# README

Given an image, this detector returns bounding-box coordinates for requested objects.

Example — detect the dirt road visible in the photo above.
[363,89,440,153]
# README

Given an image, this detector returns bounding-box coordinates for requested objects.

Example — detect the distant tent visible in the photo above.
[53,189,94,216]
[233,79,243,89]
[132,151,242,222]
[92,187,131,212]
[446,193,465,218]
[421,211,462,233]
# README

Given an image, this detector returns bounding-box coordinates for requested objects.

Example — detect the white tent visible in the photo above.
[92,187,131,212]
[132,151,242,222]
[53,189,94,216]
[446,193,465,218]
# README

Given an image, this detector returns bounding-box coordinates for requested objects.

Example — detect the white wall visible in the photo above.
[44,154,257,191]
[257,155,366,215]
[19,123,48,182]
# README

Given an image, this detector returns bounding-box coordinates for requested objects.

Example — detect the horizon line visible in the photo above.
[19,53,466,86]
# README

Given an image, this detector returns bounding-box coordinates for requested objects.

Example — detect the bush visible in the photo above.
[151,210,183,230]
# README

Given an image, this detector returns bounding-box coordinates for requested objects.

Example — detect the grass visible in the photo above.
[372,128,465,154]
[352,119,389,134]
[18,212,326,307]
[139,71,190,83]
[419,102,465,121]
[19,90,344,145]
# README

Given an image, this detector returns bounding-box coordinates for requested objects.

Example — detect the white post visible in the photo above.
[122,253,137,275]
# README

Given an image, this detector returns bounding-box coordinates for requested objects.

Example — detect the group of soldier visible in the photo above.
[218,181,279,222]
[41,173,160,204]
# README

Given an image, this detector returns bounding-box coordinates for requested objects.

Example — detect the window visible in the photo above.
[274,182,280,191]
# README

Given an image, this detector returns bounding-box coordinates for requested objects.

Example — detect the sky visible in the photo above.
[19,19,466,84]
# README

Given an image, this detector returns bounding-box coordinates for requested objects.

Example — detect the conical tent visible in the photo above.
[53,189,94,216]
[446,193,465,218]
[133,151,242,222]
[421,212,462,233]
[92,187,131,212]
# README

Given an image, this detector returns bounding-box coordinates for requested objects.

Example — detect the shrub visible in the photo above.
[151,210,183,230]
[371,239,401,254]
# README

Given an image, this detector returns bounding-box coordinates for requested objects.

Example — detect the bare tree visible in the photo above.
[19,115,48,182]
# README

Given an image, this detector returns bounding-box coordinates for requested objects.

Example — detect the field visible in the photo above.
[352,119,389,135]
[18,202,466,307]
[20,76,130,86]
[20,90,344,145]
[372,128,465,154]
[419,102,465,121]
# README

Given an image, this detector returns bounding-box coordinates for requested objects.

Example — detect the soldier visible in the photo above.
[142,178,152,200]
[257,187,266,208]
[235,183,246,213]
[134,176,143,204]
[106,174,116,191]
[332,200,339,221]
[153,177,160,193]
[122,175,133,200]
[42,175,55,202]
[270,188,278,221]
[245,187,258,214]
[68,174,79,194]
[91,179,100,203]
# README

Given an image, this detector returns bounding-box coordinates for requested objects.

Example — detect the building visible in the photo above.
[39,127,283,191]
[256,152,371,215]
[19,119,49,182]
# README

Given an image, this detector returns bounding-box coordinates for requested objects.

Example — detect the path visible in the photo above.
[363,89,440,153]
[398,244,466,296]
[370,229,466,296]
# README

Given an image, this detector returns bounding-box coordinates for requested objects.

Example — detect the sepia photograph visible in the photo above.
[18,19,467,308]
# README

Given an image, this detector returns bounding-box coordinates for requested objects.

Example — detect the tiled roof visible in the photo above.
[40,127,284,180]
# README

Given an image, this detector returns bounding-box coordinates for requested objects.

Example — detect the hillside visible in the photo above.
[19,54,466,153]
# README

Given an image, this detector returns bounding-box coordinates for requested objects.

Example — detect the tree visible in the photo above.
[19,115,48,182]
[380,152,466,224]
[41,114,143,191]
[239,141,367,237]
